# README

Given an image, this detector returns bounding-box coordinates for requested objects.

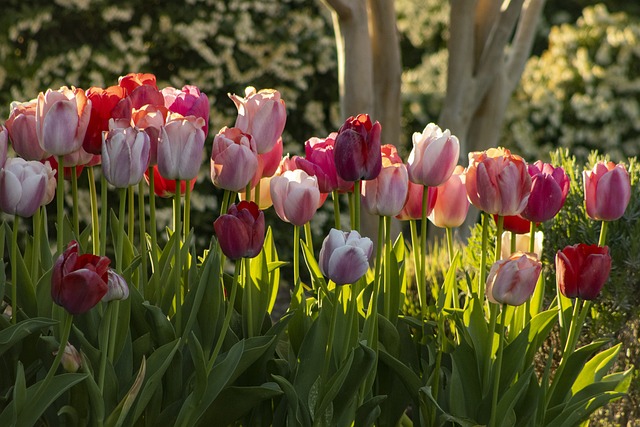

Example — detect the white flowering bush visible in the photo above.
[504,4,640,161]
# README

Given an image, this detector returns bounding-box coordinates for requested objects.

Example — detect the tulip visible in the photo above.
[521,161,570,223]
[131,104,168,165]
[407,123,460,187]
[499,215,532,234]
[270,169,320,226]
[144,165,196,198]
[55,343,82,373]
[0,126,7,168]
[501,231,543,260]
[36,86,91,156]
[5,100,48,160]
[51,240,110,315]
[229,86,286,154]
[361,144,409,217]
[319,228,373,285]
[465,147,531,216]
[0,158,50,217]
[239,176,274,209]
[44,156,84,181]
[583,162,631,221]
[429,165,469,228]
[556,244,611,300]
[485,252,542,306]
[214,201,266,260]
[83,86,127,154]
[102,127,150,188]
[118,72,158,94]
[35,160,57,206]
[210,127,258,192]
[334,114,382,182]
[111,84,165,123]
[157,113,206,181]
[162,85,210,136]
[295,133,347,193]
[102,269,130,303]
[396,180,436,221]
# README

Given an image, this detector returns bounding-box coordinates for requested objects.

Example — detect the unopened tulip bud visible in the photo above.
[55,342,82,373]
[486,252,542,306]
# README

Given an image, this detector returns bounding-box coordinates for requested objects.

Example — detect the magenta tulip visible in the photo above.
[361,144,409,216]
[583,162,631,221]
[319,228,373,285]
[270,169,320,226]
[214,201,266,260]
[521,161,570,223]
[429,165,469,228]
[0,158,50,217]
[157,113,206,181]
[228,87,286,154]
[51,241,110,315]
[407,123,460,187]
[486,252,542,306]
[102,127,150,188]
[210,127,259,192]
[334,114,382,182]
[162,85,210,136]
[556,244,611,300]
[465,148,531,216]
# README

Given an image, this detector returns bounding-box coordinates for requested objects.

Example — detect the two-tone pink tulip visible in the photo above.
[102,127,150,188]
[583,162,631,221]
[270,169,320,226]
[361,144,408,217]
[407,123,460,187]
[295,133,350,193]
[157,113,206,181]
[5,100,48,161]
[210,127,258,192]
[429,166,469,228]
[521,161,570,223]
[486,252,542,306]
[162,85,210,136]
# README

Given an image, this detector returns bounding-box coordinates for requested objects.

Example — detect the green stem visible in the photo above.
[304,222,313,252]
[598,221,608,247]
[354,180,361,232]
[127,186,134,246]
[208,261,242,372]
[173,180,183,334]
[98,302,113,393]
[99,173,108,256]
[244,257,253,338]
[489,304,508,427]
[184,178,191,238]
[321,286,342,388]
[291,225,304,312]
[56,156,65,254]
[71,166,79,238]
[528,222,537,253]
[138,181,148,292]
[332,190,341,230]
[373,216,385,315]
[478,212,489,298]
[254,179,261,207]
[494,215,504,264]
[420,186,430,320]
[446,227,458,309]
[409,219,422,310]
[147,167,158,271]
[87,167,100,254]
[383,215,392,319]
[483,303,498,396]
[31,209,41,285]
[117,188,127,272]
[510,231,517,254]
[348,191,355,231]
[11,216,19,324]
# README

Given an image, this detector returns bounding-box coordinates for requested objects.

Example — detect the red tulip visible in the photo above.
[497,215,532,234]
[361,144,409,216]
[556,244,611,300]
[407,123,460,187]
[429,165,469,228]
[144,165,196,198]
[521,161,570,223]
[465,148,531,216]
[486,252,542,306]
[51,241,110,315]
[214,201,265,260]
[118,72,158,95]
[334,114,382,182]
[83,86,127,154]
[210,127,258,192]
[319,228,373,285]
[270,169,320,226]
[5,100,49,160]
[583,161,631,221]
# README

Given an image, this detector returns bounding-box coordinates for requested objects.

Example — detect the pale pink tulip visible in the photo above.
[486,252,541,306]
[157,113,206,181]
[270,169,320,226]
[361,144,408,217]
[0,158,50,217]
[5,100,48,160]
[407,123,459,187]
[102,127,150,188]
[583,161,630,221]
[210,127,258,192]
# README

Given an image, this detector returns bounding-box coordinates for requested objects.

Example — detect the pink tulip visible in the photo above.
[214,201,266,260]
[521,161,570,223]
[36,86,91,156]
[395,180,436,221]
[583,161,631,221]
[465,148,531,216]
[210,127,259,192]
[247,137,283,189]
[0,126,7,168]
[0,158,50,217]
[407,123,460,187]
[295,133,347,193]
[102,127,150,188]
[486,252,542,306]
[361,144,409,216]
[229,87,286,154]
[270,169,320,226]
[556,244,611,300]
[429,165,469,228]
[319,228,373,285]
[131,104,168,165]
[162,85,210,136]
[5,100,49,160]
[334,114,382,182]
[157,113,206,181]
[111,84,165,123]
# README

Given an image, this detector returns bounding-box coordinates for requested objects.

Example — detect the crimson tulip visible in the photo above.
[157,113,206,181]
[270,169,320,226]
[5,100,48,161]
[465,148,531,216]
[583,161,631,221]
[319,228,373,285]
[82,86,127,154]
[362,144,409,217]
[429,165,469,228]
[51,241,110,315]
[210,127,258,192]
[102,127,150,188]
[229,87,286,154]
[556,244,611,300]
[214,201,266,260]
[499,215,532,234]
[407,123,460,187]
[521,161,570,223]
[144,165,196,198]
[334,114,382,182]
[486,252,542,306]
[162,85,210,136]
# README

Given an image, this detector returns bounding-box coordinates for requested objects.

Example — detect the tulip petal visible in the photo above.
[327,245,369,285]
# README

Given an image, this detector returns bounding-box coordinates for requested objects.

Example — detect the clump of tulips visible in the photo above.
[0,75,633,426]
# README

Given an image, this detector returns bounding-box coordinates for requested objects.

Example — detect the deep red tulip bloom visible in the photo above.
[214,201,265,260]
[497,214,532,234]
[334,114,382,182]
[583,162,631,221]
[83,86,127,154]
[556,244,611,300]
[486,252,541,306]
[51,241,110,315]
[521,161,570,223]
[144,165,196,198]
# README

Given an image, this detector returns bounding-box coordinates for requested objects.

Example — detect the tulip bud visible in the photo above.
[319,228,373,285]
[334,114,382,182]
[583,162,631,221]
[556,244,611,300]
[407,123,460,187]
[55,342,82,373]
[102,127,150,188]
[102,270,130,303]
[214,201,266,260]
[486,252,542,306]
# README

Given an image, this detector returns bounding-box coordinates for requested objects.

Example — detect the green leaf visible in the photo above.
[198,383,283,426]
[570,343,621,395]
[354,395,386,427]
[272,374,311,427]
[449,339,483,418]
[496,366,534,427]
[105,355,146,427]
[0,318,57,357]
[182,244,219,346]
